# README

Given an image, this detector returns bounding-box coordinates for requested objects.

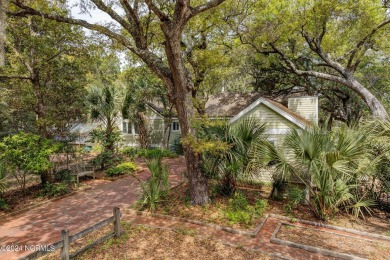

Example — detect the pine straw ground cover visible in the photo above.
[150,182,390,235]
[151,183,272,230]
[277,224,390,259]
[43,222,274,260]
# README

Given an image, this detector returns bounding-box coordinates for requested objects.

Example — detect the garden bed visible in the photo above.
[151,183,271,230]
[147,181,390,236]
[276,224,390,259]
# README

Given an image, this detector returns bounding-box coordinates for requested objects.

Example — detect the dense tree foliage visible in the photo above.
[1,4,92,137]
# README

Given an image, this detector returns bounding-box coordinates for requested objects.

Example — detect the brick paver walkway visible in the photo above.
[0,158,185,259]
[1,157,387,260]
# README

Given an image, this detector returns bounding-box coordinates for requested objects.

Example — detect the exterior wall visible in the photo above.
[120,106,166,148]
[233,103,297,148]
[167,119,181,148]
[288,96,318,125]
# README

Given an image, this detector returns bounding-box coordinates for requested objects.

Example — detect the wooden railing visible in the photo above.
[21,207,121,260]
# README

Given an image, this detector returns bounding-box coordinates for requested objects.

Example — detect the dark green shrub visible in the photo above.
[137,149,177,159]
[229,192,249,211]
[106,162,137,177]
[41,182,70,198]
[284,186,305,214]
[91,150,123,169]
[122,147,139,159]
[0,198,9,210]
[172,136,183,155]
[54,169,75,183]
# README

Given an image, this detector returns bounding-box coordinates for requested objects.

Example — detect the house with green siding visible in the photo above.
[71,93,317,151]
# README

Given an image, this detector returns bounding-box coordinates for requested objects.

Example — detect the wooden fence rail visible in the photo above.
[21,207,121,260]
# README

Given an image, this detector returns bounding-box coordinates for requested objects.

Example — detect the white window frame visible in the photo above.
[172,121,180,132]
[122,120,139,135]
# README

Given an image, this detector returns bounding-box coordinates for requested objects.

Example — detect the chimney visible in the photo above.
[288,96,318,125]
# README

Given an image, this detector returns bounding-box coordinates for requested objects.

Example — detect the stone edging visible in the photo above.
[127,209,269,237]
[269,213,390,242]
[270,222,366,260]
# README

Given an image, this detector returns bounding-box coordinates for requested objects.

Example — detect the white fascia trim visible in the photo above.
[145,104,164,118]
[229,98,308,130]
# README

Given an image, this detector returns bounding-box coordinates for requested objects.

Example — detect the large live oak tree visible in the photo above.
[235,0,390,119]
[9,0,227,204]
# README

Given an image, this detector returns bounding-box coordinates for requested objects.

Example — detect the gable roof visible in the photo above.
[147,93,312,129]
[206,93,312,129]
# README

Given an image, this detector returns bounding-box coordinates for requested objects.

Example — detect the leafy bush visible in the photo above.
[137,148,177,159]
[0,132,60,189]
[91,150,123,169]
[41,182,70,198]
[225,209,252,225]
[138,158,169,212]
[106,162,137,177]
[54,169,75,183]
[122,147,138,159]
[225,192,268,225]
[284,186,305,214]
[0,198,9,210]
[0,160,7,194]
[254,199,268,217]
[172,135,184,155]
[225,192,252,225]
[229,192,249,211]
[122,148,178,160]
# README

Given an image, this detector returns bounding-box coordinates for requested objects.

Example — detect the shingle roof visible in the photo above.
[206,93,312,127]
[147,92,312,128]
[205,92,263,117]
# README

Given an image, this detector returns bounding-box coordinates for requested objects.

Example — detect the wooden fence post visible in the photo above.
[113,207,121,238]
[61,229,70,260]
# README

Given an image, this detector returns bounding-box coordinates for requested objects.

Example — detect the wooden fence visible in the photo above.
[21,207,121,260]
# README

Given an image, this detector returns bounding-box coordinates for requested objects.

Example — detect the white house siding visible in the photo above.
[234,103,299,148]
[232,103,306,183]
[288,96,318,125]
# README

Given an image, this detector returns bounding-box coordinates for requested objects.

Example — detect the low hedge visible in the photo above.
[106,162,137,177]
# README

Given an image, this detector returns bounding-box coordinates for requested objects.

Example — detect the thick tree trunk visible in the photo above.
[162,23,210,205]
[174,92,210,205]
[136,111,148,149]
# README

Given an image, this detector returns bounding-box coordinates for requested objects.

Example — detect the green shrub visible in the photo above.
[229,192,249,211]
[41,182,70,198]
[106,162,137,177]
[225,209,252,225]
[122,147,138,159]
[0,198,9,210]
[138,149,177,159]
[284,186,305,215]
[54,169,76,183]
[91,150,121,169]
[225,192,252,225]
[254,199,268,217]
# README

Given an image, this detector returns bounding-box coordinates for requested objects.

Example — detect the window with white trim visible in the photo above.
[172,121,180,131]
[122,122,130,134]
[122,121,139,135]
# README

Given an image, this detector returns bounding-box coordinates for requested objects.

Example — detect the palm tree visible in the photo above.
[86,85,121,168]
[122,76,168,149]
[202,117,270,195]
[258,126,374,220]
